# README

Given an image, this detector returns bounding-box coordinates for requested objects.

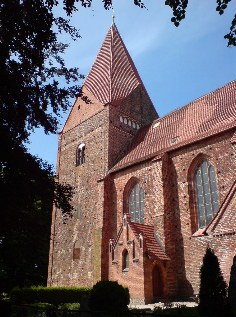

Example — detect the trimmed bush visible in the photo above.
[10,286,91,305]
[198,247,229,317]
[89,280,130,313]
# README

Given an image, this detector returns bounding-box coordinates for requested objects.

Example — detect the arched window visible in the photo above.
[122,249,129,271]
[129,183,144,223]
[194,160,219,228]
[76,143,85,166]
[73,241,81,260]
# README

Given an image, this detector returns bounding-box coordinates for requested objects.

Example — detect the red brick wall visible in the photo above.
[48,84,157,289]
[169,129,236,294]
[48,106,110,287]
[106,129,235,302]
[48,82,235,304]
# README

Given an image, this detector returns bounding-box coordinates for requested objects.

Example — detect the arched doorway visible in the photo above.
[152,265,164,301]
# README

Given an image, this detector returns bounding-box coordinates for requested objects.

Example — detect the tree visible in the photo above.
[0,0,84,292]
[228,255,236,315]
[198,247,229,316]
[164,0,236,46]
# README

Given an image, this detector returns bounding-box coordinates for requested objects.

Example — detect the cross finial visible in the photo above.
[112,8,115,25]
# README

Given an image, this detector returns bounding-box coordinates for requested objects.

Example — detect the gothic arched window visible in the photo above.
[76,143,85,166]
[129,183,144,224]
[194,160,219,228]
[122,249,129,271]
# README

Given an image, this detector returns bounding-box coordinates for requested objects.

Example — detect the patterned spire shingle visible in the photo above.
[84,24,146,105]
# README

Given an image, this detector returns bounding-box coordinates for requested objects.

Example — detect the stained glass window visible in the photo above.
[129,183,144,224]
[194,160,219,228]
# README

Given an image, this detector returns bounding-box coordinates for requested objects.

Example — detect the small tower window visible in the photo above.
[73,241,81,260]
[122,249,129,271]
[76,143,85,166]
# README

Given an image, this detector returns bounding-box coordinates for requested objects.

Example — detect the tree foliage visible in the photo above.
[98,0,236,46]
[164,0,236,46]
[228,256,236,315]
[0,0,83,292]
[198,247,229,316]
[89,280,130,313]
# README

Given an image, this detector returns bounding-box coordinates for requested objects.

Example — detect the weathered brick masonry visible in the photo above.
[48,23,236,304]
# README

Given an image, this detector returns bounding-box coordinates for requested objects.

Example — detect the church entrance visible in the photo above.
[152,265,164,301]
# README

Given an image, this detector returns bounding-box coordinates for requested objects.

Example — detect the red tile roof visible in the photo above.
[84,23,152,106]
[231,131,236,144]
[128,221,169,261]
[111,81,236,172]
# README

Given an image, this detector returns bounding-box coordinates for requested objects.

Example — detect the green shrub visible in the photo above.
[29,302,56,310]
[10,286,91,305]
[89,280,130,313]
[58,302,80,310]
[198,247,229,317]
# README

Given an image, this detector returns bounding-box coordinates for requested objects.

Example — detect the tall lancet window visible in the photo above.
[76,143,85,166]
[194,160,219,228]
[129,183,144,224]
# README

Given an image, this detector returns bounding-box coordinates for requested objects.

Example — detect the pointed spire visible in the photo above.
[84,24,146,105]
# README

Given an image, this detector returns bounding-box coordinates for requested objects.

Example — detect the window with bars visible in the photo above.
[76,143,85,166]
[194,160,219,228]
[129,183,144,224]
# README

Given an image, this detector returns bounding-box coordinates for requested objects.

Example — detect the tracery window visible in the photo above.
[76,143,85,166]
[122,249,129,271]
[194,160,219,228]
[129,183,144,224]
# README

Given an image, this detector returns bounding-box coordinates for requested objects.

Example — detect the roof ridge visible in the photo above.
[152,80,236,126]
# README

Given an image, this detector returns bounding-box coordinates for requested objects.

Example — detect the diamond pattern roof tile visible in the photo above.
[84,23,151,105]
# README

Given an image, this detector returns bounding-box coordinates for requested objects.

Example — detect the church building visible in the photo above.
[48,23,236,304]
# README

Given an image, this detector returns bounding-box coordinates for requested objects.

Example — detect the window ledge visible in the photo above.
[122,268,129,272]
[133,258,139,263]
[191,228,207,238]
[112,260,118,265]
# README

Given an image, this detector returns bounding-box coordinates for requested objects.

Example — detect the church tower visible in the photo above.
[47,23,158,287]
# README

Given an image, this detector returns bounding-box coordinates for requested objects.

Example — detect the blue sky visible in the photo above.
[28,0,236,169]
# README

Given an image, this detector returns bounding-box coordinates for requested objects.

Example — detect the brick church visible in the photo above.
[48,23,236,304]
